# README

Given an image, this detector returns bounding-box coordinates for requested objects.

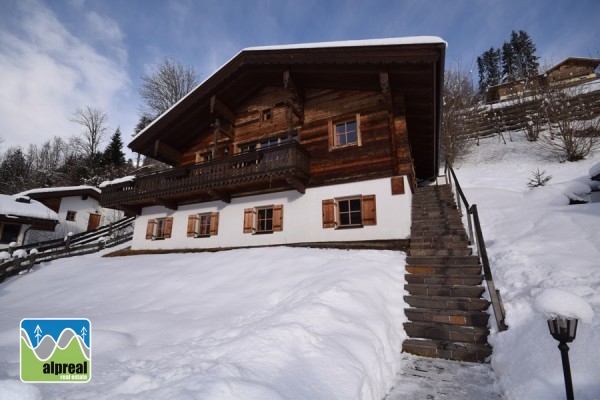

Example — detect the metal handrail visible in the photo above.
[444,162,508,332]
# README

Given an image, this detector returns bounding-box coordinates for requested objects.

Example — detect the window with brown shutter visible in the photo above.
[164,217,173,238]
[322,199,335,228]
[323,195,377,229]
[187,215,197,237]
[188,213,219,237]
[272,205,283,232]
[209,212,219,235]
[243,208,255,233]
[361,195,377,226]
[145,219,156,239]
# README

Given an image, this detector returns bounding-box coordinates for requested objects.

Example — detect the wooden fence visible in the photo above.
[0,216,135,283]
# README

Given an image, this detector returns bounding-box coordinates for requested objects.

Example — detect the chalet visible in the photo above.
[486,57,600,103]
[0,194,58,249]
[18,186,124,241]
[100,37,446,250]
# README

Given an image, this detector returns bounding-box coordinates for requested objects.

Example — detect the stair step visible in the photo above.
[404,295,490,311]
[410,235,469,244]
[405,274,484,286]
[405,308,490,327]
[406,256,480,265]
[409,248,473,257]
[404,321,490,344]
[405,284,485,298]
[406,265,482,276]
[410,242,470,250]
[402,338,492,363]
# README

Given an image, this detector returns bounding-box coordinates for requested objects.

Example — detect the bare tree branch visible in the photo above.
[70,106,109,157]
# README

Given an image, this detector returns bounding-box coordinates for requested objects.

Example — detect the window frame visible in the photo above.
[322,195,376,229]
[145,217,173,240]
[65,210,77,221]
[243,205,283,234]
[187,212,219,238]
[328,114,361,150]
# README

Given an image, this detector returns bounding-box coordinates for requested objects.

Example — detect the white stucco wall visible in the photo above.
[130,176,412,250]
[38,197,124,240]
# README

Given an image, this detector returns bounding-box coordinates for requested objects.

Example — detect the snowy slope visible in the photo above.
[0,134,599,399]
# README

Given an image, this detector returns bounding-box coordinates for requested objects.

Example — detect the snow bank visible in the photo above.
[0,247,407,400]
[535,288,594,323]
[456,135,600,400]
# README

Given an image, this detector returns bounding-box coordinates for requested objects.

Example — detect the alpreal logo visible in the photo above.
[20,318,91,383]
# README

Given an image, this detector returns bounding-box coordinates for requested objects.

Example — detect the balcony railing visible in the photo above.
[100,141,311,210]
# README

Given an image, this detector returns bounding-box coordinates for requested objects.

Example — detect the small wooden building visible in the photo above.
[19,186,123,240]
[0,195,58,248]
[100,37,446,250]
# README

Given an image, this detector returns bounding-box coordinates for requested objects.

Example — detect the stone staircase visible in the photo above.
[402,184,492,363]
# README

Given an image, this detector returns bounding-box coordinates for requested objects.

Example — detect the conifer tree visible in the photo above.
[103,127,126,166]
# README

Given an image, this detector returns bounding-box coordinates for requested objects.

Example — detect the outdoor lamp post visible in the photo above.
[547,317,578,400]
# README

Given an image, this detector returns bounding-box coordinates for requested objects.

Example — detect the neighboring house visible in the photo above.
[100,37,446,250]
[18,186,124,241]
[0,194,58,249]
[486,57,600,103]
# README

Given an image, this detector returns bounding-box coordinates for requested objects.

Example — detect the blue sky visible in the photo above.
[1,0,599,154]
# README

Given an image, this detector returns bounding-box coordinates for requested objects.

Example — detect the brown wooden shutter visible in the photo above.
[187,215,197,237]
[356,113,362,146]
[391,176,405,195]
[322,199,335,228]
[164,217,174,238]
[362,195,377,226]
[210,212,219,235]
[145,219,156,240]
[272,205,283,231]
[243,208,254,233]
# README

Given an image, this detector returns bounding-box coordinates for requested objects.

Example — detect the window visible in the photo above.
[66,211,77,221]
[329,114,361,149]
[243,205,283,234]
[187,212,219,237]
[322,195,376,229]
[145,217,173,240]
[260,108,272,122]
[0,223,20,244]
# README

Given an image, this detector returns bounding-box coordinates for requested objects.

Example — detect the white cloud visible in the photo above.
[0,0,133,151]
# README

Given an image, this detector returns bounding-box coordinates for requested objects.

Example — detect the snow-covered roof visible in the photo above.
[243,36,447,51]
[590,161,600,181]
[18,185,101,197]
[99,176,136,188]
[0,194,59,221]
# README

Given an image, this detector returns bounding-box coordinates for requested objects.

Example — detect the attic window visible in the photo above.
[66,211,77,221]
[15,196,30,204]
[261,108,272,122]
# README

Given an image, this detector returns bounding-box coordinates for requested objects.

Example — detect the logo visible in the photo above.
[20,318,91,383]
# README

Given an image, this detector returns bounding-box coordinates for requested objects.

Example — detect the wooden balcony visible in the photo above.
[100,142,311,213]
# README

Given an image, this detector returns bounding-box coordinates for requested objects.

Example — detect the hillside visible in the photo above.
[0,135,598,399]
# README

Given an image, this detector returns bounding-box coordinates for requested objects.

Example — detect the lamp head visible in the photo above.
[547,317,578,343]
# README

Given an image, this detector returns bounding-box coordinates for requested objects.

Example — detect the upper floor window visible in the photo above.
[187,212,219,237]
[261,108,272,122]
[243,205,284,234]
[66,211,77,221]
[145,217,173,240]
[322,194,376,229]
[329,114,361,150]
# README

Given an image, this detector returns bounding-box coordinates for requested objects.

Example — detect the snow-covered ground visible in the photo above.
[0,134,599,399]
[454,135,600,400]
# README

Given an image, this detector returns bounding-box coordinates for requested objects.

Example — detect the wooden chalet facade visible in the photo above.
[486,57,600,103]
[100,37,446,250]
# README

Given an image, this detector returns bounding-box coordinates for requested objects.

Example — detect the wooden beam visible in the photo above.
[207,189,231,204]
[154,198,178,210]
[283,70,305,103]
[286,177,306,194]
[118,204,142,216]
[380,72,394,111]
[154,140,182,162]
[210,95,236,124]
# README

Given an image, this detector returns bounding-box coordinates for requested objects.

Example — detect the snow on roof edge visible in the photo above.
[18,185,101,197]
[129,36,447,145]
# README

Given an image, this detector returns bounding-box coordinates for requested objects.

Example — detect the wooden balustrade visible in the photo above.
[100,141,311,209]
